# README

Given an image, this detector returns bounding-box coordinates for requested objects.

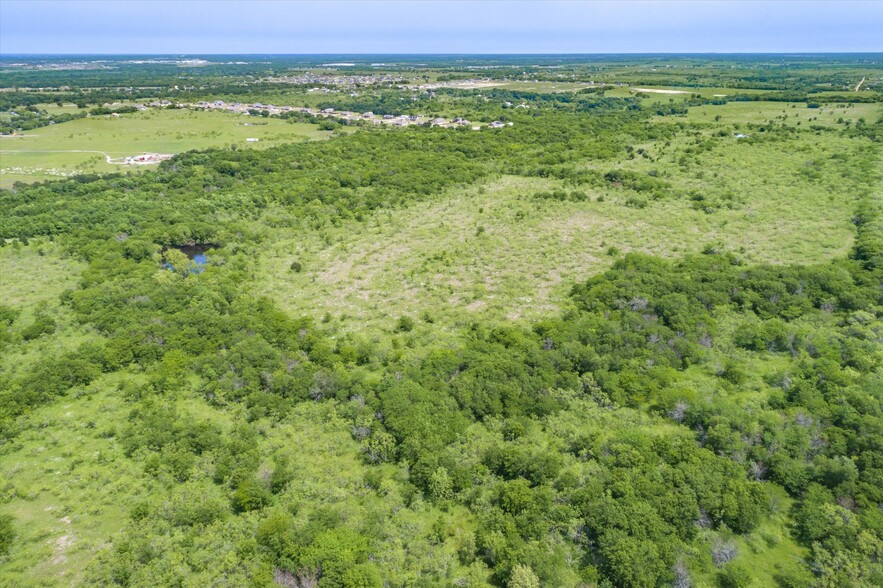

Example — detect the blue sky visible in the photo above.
[1,0,881,54]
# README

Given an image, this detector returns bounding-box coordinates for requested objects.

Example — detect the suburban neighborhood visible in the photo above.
[129,99,511,130]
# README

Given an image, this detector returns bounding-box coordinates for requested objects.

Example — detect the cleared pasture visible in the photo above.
[0,108,332,187]
[258,134,867,335]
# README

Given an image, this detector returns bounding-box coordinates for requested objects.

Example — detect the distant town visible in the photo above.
[127,99,513,130]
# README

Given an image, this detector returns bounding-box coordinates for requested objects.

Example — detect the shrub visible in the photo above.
[394,315,414,333]
[232,477,271,512]
[257,510,296,558]
[0,305,18,326]
[718,562,753,588]
[509,564,541,588]
[21,313,57,341]
[341,563,382,588]
[428,467,454,502]
[0,513,14,556]
[773,561,815,588]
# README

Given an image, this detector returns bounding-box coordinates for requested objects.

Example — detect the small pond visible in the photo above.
[163,243,219,273]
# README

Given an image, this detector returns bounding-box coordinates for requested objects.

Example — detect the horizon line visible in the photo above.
[3,51,881,56]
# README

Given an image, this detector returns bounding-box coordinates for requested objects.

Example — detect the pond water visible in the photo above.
[175,243,218,259]
[163,243,218,273]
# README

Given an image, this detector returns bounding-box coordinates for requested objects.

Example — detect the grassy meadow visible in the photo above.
[0,108,333,188]
[667,100,879,126]
[0,243,98,379]
[257,101,878,338]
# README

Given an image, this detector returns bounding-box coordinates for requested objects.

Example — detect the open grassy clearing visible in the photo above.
[664,100,880,127]
[689,490,807,588]
[606,86,772,100]
[0,241,83,310]
[0,373,147,587]
[0,108,333,188]
[0,242,98,379]
[257,110,870,337]
[38,103,85,116]
[491,81,603,93]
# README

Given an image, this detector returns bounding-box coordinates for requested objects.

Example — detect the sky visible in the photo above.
[1,0,881,55]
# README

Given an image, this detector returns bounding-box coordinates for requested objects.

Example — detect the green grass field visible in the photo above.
[0,108,334,188]
[606,85,773,100]
[257,101,876,338]
[0,372,145,587]
[665,100,879,126]
[0,242,82,310]
[0,242,98,379]
[491,81,604,92]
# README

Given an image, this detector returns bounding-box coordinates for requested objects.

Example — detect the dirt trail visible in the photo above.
[855,77,865,92]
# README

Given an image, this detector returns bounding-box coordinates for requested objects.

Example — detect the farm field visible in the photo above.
[0,108,333,188]
[667,99,880,126]
[606,85,774,99]
[489,81,603,92]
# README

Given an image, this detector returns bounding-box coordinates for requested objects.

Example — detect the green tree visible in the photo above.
[718,562,752,588]
[362,431,396,464]
[340,563,382,588]
[231,477,271,512]
[599,529,668,588]
[428,466,454,502]
[163,248,191,276]
[508,564,540,588]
